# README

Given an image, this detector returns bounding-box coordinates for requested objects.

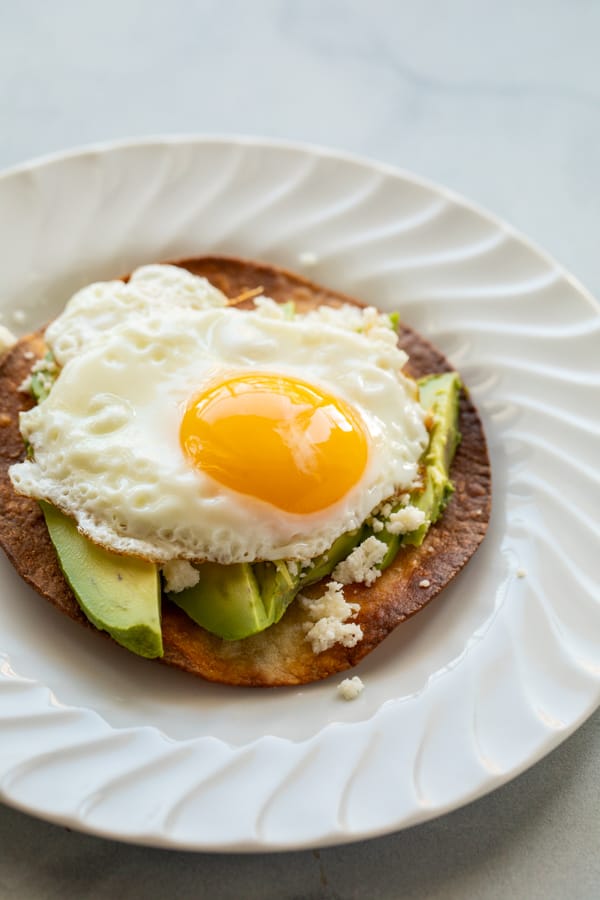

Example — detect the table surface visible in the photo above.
[0,2,598,897]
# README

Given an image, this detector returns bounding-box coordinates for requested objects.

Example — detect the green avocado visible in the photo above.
[375,371,462,569]
[299,526,365,587]
[169,527,368,642]
[253,560,298,624]
[252,526,367,624]
[40,501,163,658]
[168,562,270,641]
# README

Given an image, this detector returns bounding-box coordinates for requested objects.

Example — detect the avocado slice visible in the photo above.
[253,560,298,624]
[169,562,270,640]
[376,371,462,569]
[170,527,368,642]
[404,372,461,544]
[299,526,365,587]
[40,501,163,658]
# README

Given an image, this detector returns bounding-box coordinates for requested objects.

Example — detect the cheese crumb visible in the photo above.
[0,325,17,354]
[162,559,200,592]
[301,581,363,654]
[332,536,387,586]
[386,505,426,535]
[419,579,431,588]
[304,617,363,654]
[516,568,527,579]
[338,676,364,701]
[19,355,58,395]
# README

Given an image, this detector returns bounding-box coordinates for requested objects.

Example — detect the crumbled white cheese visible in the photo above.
[301,580,356,621]
[386,505,426,535]
[419,579,431,588]
[162,559,200,592]
[0,325,17,354]
[516,568,527,579]
[332,536,387,587]
[304,617,363,654]
[252,296,404,358]
[298,250,318,266]
[338,675,364,701]
[358,306,402,340]
[286,560,300,577]
[19,355,58,395]
[367,494,413,534]
[301,581,363,654]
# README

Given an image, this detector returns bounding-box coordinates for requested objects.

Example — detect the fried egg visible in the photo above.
[10,266,428,564]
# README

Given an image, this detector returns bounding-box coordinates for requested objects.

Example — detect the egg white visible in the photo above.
[10,266,428,564]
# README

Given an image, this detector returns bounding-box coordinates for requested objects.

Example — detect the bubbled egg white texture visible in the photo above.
[10,266,428,564]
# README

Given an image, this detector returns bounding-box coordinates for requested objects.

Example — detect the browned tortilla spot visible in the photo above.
[0,256,491,686]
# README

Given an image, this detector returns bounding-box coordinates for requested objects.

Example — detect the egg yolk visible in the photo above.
[180,373,369,514]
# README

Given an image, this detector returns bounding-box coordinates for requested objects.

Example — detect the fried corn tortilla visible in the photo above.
[0,256,491,686]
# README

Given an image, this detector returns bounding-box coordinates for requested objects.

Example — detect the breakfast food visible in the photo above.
[0,256,491,686]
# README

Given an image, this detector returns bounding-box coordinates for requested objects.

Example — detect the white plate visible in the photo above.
[0,137,598,851]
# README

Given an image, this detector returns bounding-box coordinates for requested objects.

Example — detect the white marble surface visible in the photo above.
[0,1,598,897]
